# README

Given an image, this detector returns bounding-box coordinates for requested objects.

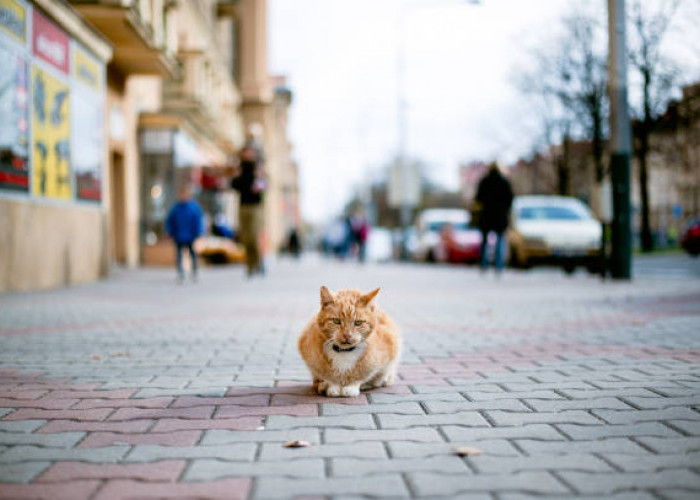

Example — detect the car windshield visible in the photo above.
[427,222,471,231]
[518,205,590,221]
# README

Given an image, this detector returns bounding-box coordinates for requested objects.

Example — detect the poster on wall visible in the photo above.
[0,0,27,45]
[31,65,71,199]
[0,45,29,193]
[72,44,103,201]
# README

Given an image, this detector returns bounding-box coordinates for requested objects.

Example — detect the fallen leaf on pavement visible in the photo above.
[283,440,310,448]
[92,355,101,360]
[454,446,482,457]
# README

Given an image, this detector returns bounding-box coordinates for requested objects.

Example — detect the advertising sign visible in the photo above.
[32,8,69,74]
[32,65,71,199]
[73,44,102,92]
[71,44,103,201]
[0,45,29,192]
[0,0,26,44]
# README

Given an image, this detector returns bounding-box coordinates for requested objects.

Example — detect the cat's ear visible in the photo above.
[360,287,380,306]
[320,286,335,308]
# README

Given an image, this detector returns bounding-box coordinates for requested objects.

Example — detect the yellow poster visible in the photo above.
[31,65,71,199]
[73,45,102,92]
[0,0,26,44]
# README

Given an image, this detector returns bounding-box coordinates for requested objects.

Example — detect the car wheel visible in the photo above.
[563,263,576,275]
[426,249,436,263]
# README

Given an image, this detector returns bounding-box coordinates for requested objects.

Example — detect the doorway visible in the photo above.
[110,152,127,264]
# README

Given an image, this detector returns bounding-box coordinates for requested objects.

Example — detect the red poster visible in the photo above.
[32,9,69,75]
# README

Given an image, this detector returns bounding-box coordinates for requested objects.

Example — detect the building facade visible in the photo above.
[0,0,112,292]
[1,0,300,292]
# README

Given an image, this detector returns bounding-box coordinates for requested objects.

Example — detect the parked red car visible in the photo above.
[439,223,482,264]
[681,217,700,256]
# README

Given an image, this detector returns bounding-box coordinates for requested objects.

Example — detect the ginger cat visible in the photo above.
[298,286,402,397]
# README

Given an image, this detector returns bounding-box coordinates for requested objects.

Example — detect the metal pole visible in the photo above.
[608,0,632,279]
[397,5,411,260]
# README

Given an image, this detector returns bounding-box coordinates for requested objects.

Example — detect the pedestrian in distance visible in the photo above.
[350,208,370,263]
[475,162,514,274]
[231,146,267,277]
[166,185,204,283]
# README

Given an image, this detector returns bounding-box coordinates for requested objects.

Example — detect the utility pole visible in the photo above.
[608,0,632,279]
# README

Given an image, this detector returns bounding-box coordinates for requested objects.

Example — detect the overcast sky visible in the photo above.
[269,0,700,224]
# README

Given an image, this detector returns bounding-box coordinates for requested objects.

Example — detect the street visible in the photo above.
[1,255,700,499]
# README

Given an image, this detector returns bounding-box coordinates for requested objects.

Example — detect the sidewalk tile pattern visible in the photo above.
[0,261,699,498]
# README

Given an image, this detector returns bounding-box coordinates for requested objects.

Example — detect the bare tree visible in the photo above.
[514,6,608,208]
[628,0,681,252]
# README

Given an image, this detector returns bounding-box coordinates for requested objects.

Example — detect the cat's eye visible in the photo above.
[332,318,341,325]
[354,320,364,326]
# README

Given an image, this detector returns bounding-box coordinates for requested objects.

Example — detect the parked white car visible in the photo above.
[508,196,603,273]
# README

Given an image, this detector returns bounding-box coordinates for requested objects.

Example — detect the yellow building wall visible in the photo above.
[0,199,108,293]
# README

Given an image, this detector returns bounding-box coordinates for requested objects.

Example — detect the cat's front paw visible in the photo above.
[316,380,329,395]
[340,385,360,397]
[324,384,342,397]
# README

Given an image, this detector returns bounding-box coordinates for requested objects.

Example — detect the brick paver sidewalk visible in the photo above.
[1,258,699,499]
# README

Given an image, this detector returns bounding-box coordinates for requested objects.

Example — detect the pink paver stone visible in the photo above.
[37,460,186,482]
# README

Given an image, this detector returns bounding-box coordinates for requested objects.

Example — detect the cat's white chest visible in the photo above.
[325,344,366,373]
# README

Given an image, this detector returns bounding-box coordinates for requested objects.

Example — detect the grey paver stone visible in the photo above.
[443,423,565,442]
[324,427,442,443]
[184,458,325,481]
[625,396,700,410]
[516,438,649,455]
[201,428,320,446]
[253,474,410,499]
[559,469,700,494]
[603,452,700,472]
[0,445,129,463]
[559,388,660,399]
[557,422,682,440]
[126,443,257,462]
[425,399,530,413]
[593,407,700,425]
[0,461,51,483]
[465,389,564,401]
[133,387,228,398]
[259,441,387,460]
[0,420,46,433]
[376,411,488,429]
[407,471,570,496]
[332,456,469,476]
[389,439,521,458]
[321,402,424,416]
[265,414,375,430]
[368,391,466,404]
[0,431,84,447]
[487,410,600,426]
[0,409,10,418]
[635,437,700,454]
[525,397,633,411]
[666,420,700,435]
[473,454,613,473]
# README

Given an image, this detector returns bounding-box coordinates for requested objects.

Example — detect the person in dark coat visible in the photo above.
[166,185,204,282]
[231,146,266,277]
[475,163,514,273]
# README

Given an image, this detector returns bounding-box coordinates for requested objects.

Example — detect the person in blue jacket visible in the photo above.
[166,185,204,282]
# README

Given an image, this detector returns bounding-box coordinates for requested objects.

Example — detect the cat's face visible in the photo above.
[316,286,379,348]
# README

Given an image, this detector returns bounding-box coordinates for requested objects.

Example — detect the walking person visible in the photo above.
[475,162,514,274]
[166,185,204,283]
[232,146,266,277]
[350,208,370,263]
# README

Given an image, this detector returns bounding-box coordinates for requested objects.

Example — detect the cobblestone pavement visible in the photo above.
[1,257,700,499]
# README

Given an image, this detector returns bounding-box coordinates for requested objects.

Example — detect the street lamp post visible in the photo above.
[607,0,633,279]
